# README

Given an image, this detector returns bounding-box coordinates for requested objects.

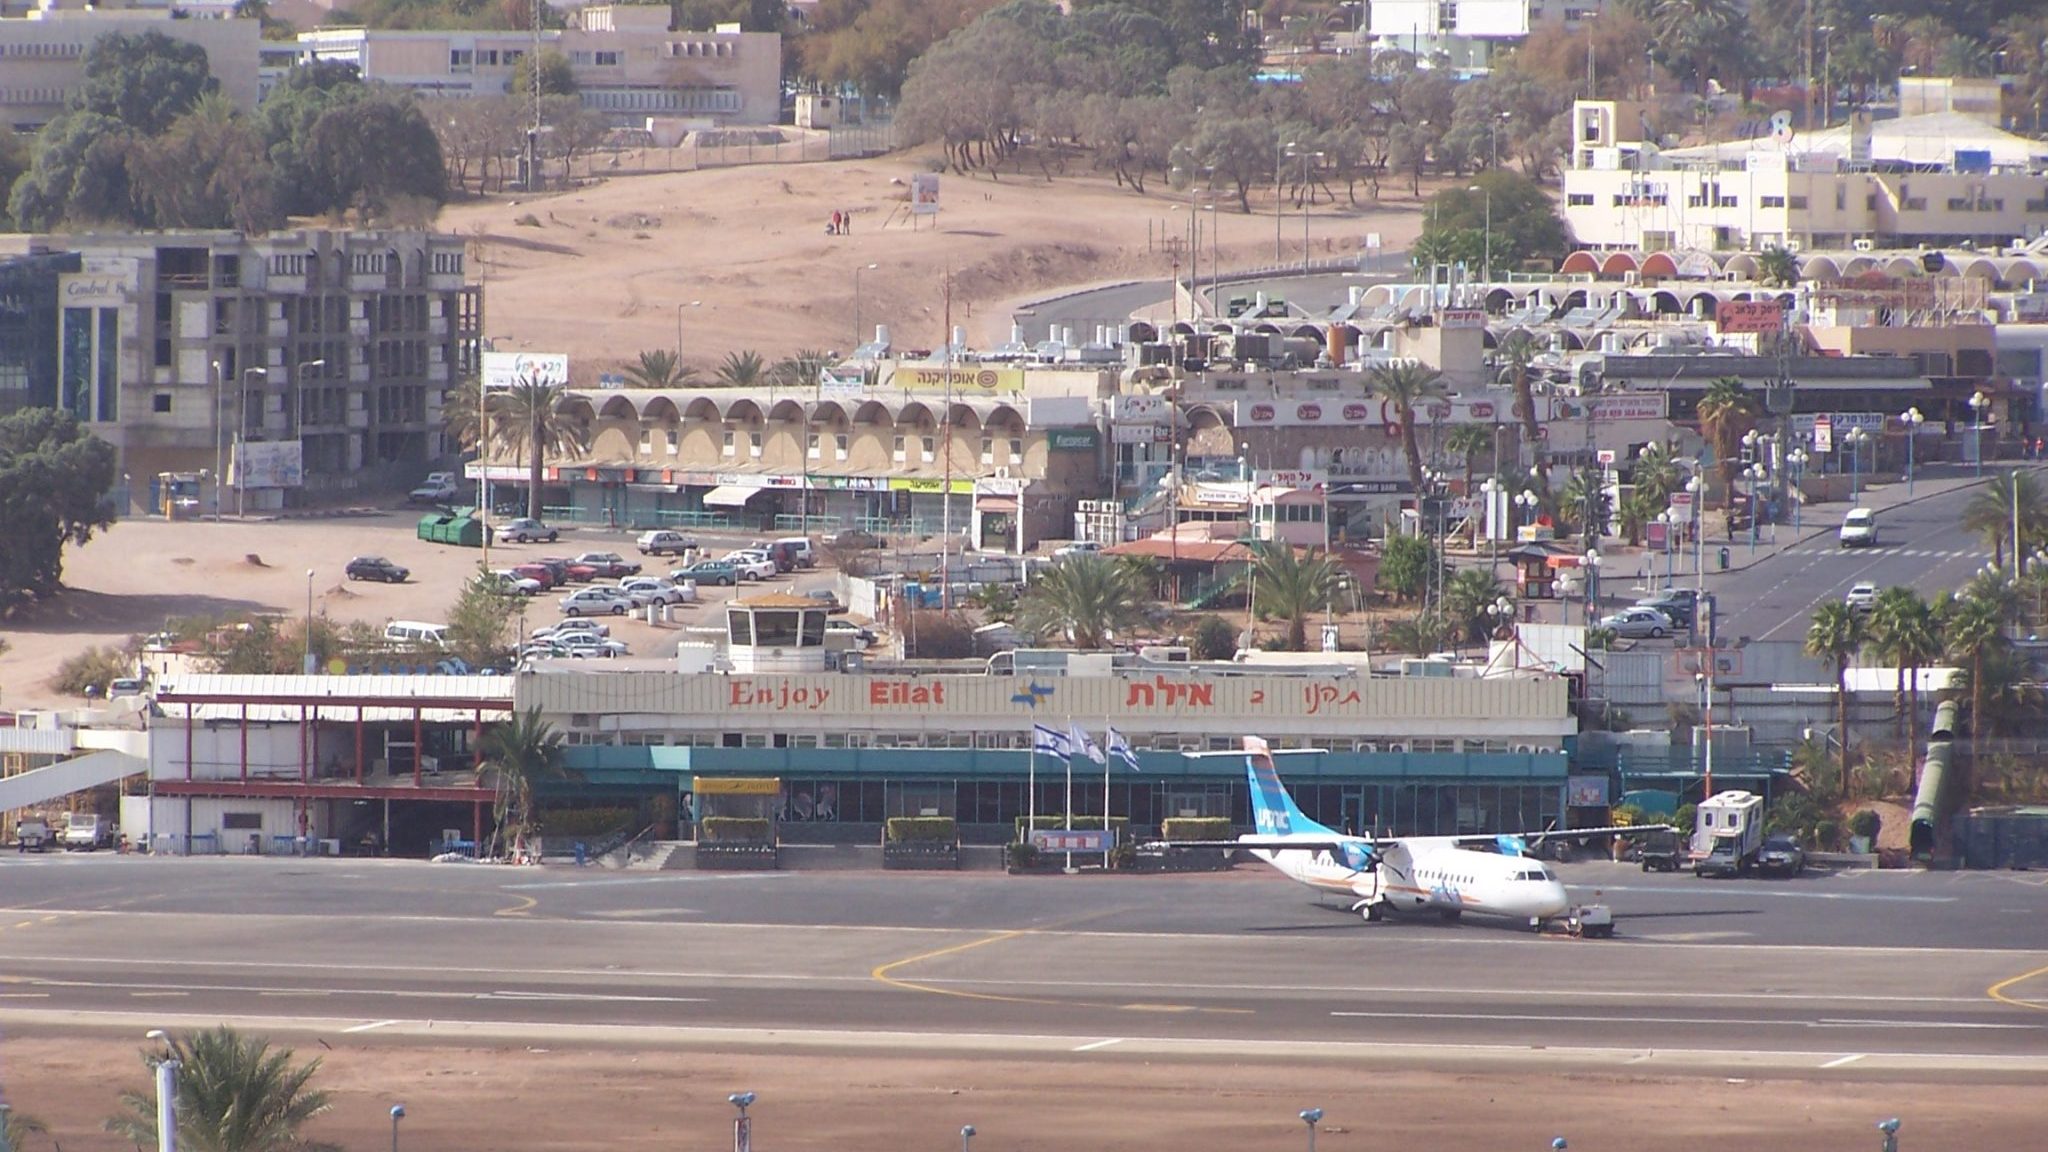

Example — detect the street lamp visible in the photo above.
[1582,548,1602,625]
[1299,1108,1324,1152]
[1685,474,1704,587]
[211,359,225,520]
[293,358,326,443]
[1480,476,1504,570]
[1466,184,1493,284]
[1514,487,1540,539]
[852,263,880,350]
[1487,594,1515,637]
[1969,391,1990,476]
[1877,1117,1900,1152]
[146,1030,179,1152]
[1657,510,1678,587]
[1786,448,1808,531]
[961,1125,976,1152]
[390,1105,405,1152]
[1746,462,1768,553]
[727,1092,755,1152]
[1275,138,1296,261]
[1291,147,1324,276]
[1845,426,1870,498]
[675,300,701,359]
[1899,407,1923,495]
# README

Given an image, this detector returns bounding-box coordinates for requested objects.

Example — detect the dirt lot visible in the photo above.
[0,514,780,711]
[0,1036,2030,1152]
[440,158,1428,377]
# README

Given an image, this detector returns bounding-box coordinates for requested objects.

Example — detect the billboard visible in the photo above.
[878,365,1024,395]
[231,440,304,489]
[482,351,570,390]
[1716,301,1784,334]
[910,173,941,216]
[819,367,865,397]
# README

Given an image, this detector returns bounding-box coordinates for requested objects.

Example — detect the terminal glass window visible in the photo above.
[888,781,953,818]
[754,609,800,647]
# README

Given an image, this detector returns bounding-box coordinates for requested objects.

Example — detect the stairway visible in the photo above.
[0,749,146,812]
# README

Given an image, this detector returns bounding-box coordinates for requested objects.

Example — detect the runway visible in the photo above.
[2,855,2044,1080]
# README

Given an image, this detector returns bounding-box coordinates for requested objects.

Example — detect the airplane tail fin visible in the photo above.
[1243,736,1333,838]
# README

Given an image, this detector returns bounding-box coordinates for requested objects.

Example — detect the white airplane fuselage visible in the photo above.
[1249,833,1572,925]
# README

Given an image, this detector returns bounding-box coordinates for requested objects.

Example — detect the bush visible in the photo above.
[1813,818,1843,851]
[1189,616,1237,661]
[538,806,636,838]
[1671,803,1697,836]
[885,816,957,843]
[699,816,772,843]
[1160,816,1234,841]
[1005,840,1038,868]
[51,644,134,697]
[1847,808,1882,840]
[1013,814,1129,841]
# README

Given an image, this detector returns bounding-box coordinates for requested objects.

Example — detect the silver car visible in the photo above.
[1598,607,1674,639]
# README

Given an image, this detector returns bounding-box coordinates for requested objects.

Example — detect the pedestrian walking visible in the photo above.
[842,209,852,234]
[830,210,842,235]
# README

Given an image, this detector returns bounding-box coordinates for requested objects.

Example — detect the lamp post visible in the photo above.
[1488,594,1515,638]
[1819,24,1836,127]
[146,1030,178,1152]
[961,1125,976,1152]
[292,358,326,441]
[852,263,879,350]
[728,1091,755,1152]
[235,367,268,517]
[1582,548,1602,625]
[211,359,225,520]
[1686,474,1704,588]
[1466,184,1493,283]
[1969,391,1990,476]
[1846,426,1869,498]
[1786,448,1808,531]
[1899,406,1922,495]
[1275,137,1296,261]
[1658,510,1677,587]
[1746,463,1767,554]
[1877,1118,1900,1152]
[1299,1108,1324,1152]
[675,300,701,360]
[1480,476,1504,572]
[390,1106,405,1152]
[1293,148,1323,277]
[304,569,316,674]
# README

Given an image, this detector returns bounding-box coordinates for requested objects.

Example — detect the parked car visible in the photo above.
[596,582,657,608]
[509,562,558,590]
[497,518,559,544]
[540,556,599,583]
[1839,507,1878,548]
[1598,607,1674,640]
[1845,581,1878,613]
[826,620,876,648]
[1053,541,1101,559]
[619,576,688,605]
[636,529,699,556]
[672,559,740,587]
[557,631,630,658]
[571,551,642,579]
[345,556,410,583]
[1634,588,1697,628]
[14,816,53,852]
[489,570,544,596]
[532,619,610,641]
[724,551,778,581]
[1638,827,1684,873]
[559,587,634,616]
[407,472,460,505]
[1759,834,1807,877]
[826,528,884,550]
[770,537,817,569]
[107,677,146,698]
[803,588,844,612]
[517,640,573,661]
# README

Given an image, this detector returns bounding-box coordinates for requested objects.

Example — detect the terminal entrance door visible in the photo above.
[1341,787,1383,838]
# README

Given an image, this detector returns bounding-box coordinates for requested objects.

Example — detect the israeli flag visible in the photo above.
[1105,726,1143,772]
[1031,723,1072,760]
[1070,723,1105,766]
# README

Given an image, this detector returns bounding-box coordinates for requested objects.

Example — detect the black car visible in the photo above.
[1759,834,1806,877]
[345,556,409,583]
[1639,828,1684,872]
[1634,593,1696,629]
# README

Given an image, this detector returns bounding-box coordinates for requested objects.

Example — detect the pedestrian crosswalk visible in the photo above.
[1793,546,1991,560]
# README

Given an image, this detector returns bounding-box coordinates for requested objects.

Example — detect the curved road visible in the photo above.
[1,857,2044,1079]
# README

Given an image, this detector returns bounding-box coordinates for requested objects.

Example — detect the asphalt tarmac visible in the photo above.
[2,855,2044,1080]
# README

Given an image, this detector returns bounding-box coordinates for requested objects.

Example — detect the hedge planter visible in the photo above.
[696,842,780,870]
[1130,846,1238,874]
[882,839,960,870]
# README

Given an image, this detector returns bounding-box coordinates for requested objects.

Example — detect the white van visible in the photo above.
[772,537,817,569]
[384,620,449,647]
[1838,507,1877,548]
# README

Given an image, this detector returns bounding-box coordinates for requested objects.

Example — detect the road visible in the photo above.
[2,856,2044,1078]
[1011,267,1407,345]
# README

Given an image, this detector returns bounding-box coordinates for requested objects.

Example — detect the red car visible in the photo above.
[509,563,557,589]
[540,557,599,583]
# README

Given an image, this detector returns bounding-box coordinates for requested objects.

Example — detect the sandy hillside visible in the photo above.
[440,157,1428,376]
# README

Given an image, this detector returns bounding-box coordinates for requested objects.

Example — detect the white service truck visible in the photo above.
[63,812,117,851]
[1692,790,1765,878]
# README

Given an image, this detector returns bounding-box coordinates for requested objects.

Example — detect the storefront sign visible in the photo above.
[879,366,1024,394]
[1031,829,1113,853]
[1255,469,1326,489]
[1111,394,1170,421]
[1716,301,1784,334]
[1566,775,1610,807]
[483,351,569,390]
[819,367,865,397]
[1112,423,1170,444]
[693,776,782,795]
[813,475,889,491]
[1440,309,1486,329]
[1235,398,1504,428]
[975,476,1024,496]
[1048,428,1100,451]
[1190,482,1250,506]
[887,476,976,494]
[1547,394,1669,422]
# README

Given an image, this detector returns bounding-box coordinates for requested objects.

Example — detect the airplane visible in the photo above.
[1165,737,1664,931]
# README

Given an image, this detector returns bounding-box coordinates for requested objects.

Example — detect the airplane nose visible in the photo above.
[1539,882,1570,918]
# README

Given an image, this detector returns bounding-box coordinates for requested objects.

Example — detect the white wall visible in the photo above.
[127,796,310,855]
[151,722,308,781]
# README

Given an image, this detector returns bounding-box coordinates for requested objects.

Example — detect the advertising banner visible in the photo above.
[1547,394,1670,422]
[231,441,304,488]
[910,173,941,216]
[1716,301,1785,334]
[819,367,865,397]
[879,366,1024,395]
[482,351,569,389]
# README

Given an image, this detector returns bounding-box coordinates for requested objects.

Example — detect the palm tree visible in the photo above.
[1014,553,1150,649]
[1494,329,1547,486]
[1756,246,1799,288]
[1868,587,1941,765]
[621,348,696,389]
[440,375,488,456]
[107,1026,332,1152]
[1250,541,1340,651]
[1442,567,1506,644]
[1380,611,1451,657]
[1367,361,1450,495]
[479,707,568,855]
[1962,471,2046,570]
[497,380,589,520]
[772,348,833,389]
[1651,0,1744,97]
[1444,424,1492,490]
[3,1107,49,1151]
[1694,377,1757,501]
[1944,594,2005,757]
[1805,602,1866,794]
[716,349,768,388]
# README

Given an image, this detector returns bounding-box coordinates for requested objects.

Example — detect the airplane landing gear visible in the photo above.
[1438,908,1462,922]
[1351,899,1384,922]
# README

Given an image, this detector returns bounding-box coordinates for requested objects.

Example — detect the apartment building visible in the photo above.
[296,5,780,126]
[1562,100,2048,252]
[0,0,261,132]
[1369,0,1607,73]
[18,229,483,510]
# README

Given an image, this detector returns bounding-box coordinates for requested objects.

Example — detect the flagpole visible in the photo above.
[1027,732,1037,856]
[1063,716,1075,874]
[1101,718,1112,871]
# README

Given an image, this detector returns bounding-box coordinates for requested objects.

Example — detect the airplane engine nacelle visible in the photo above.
[1496,834,1531,857]
[1339,843,1377,872]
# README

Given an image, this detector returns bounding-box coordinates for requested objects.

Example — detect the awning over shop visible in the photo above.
[703,484,763,508]
[976,496,1018,513]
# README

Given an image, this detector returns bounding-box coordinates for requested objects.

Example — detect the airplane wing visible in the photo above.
[1447,823,1674,850]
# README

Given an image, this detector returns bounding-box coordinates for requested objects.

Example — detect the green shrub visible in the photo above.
[51,644,134,697]
[699,816,772,843]
[1013,814,1129,841]
[1006,840,1039,868]
[1813,817,1843,851]
[1847,808,1882,840]
[1190,616,1237,661]
[885,816,957,843]
[1671,803,1697,836]
[1160,816,1235,841]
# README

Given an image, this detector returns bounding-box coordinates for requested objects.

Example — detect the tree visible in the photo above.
[509,49,577,96]
[445,567,521,670]
[1693,377,1757,500]
[1444,424,1492,489]
[1366,361,1449,496]
[1494,328,1547,487]
[1412,170,1573,276]
[0,409,119,608]
[2,1106,48,1151]
[1014,553,1149,648]
[773,349,833,389]
[51,643,137,697]
[1756,246,1799,288]
[128,93,280,231]
[6,113,142,230]
[0,126,29,229]
[1868,586,1941,764]
[1375,534,1440,602]
[307,92,446,225]
[1962,470,2046,569]
[439,376,491,455]
[1649,0,1744,98]
[622,349,697,389]
[1250,541,1339,651]
[72,30,218,136]
[479,708,568,853]
[256,61,368,216]
[1381,611,1450,657]
[1943,593,2005,756]
[496,380,589,520]
[1189,614,1237,660]
[106,1026,332,1152]
[716,350,768,387]
[1442,567,1507,644]
[1805,602,1866,793]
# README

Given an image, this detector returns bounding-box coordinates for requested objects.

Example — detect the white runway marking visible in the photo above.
[480,991,708,1004]
[503,874,793,891]
[1565,884,1954,904]
[1072,1038,1124,1052]
[1332,1011,2036,1031]
[1820,1054,1866,1068]
[343,1019,398,1033]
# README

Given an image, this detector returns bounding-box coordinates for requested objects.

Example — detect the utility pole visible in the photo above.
[940,269,954,609]
[524,0,543,190]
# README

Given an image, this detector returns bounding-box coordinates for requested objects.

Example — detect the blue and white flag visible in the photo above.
[1031,723,1072,760]
[1070,722,1105,765]
[1105,726,1142,772]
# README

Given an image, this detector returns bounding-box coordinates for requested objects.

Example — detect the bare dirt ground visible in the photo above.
[0,1037,2032,1152]
[0,514,755,711]
[440,157,1428,376]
